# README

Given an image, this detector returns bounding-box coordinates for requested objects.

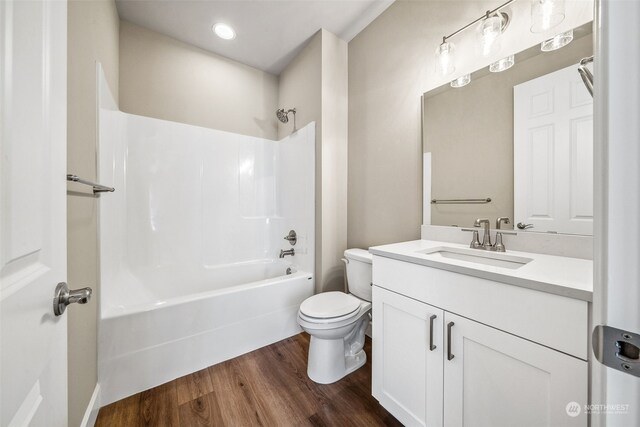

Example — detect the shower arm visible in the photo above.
[578,56,594,97]
[290,109,297,131]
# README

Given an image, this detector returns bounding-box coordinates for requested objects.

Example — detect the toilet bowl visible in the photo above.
[297,248,372,384]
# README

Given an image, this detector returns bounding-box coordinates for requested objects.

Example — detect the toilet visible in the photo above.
[297,248,372,384]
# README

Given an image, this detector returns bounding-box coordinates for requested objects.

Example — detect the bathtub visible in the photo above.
[98,260,313,406]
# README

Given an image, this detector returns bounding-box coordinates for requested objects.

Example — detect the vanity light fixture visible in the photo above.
[540,29,573,51]
[450,74,471,88]
[530,0,566,33]
[436,0,514,76]
[489,55,515,72]
[212,23,236,40]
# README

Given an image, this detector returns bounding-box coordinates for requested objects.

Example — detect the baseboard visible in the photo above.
[80,384,101,427]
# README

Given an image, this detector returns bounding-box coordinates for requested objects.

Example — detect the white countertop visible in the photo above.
[369,239,593,301]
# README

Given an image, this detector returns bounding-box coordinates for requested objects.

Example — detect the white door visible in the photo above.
[0,1,68,426]
[443,312,588,427]
[372,286,444,427]
[514,64,594,235]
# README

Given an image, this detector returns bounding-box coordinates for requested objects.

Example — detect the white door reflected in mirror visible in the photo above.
[514,64,594,235]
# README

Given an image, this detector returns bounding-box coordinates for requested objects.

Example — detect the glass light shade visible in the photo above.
[530,0,565,33]
[489,55,515,73]
[435,41,456,76]
[450,74,471,88]
[478,14,503,56]
[541,29,574,51]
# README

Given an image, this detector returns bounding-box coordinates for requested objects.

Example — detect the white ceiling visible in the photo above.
[116,0,395,75]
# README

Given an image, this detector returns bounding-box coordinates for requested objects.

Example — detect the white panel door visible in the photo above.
[372,286,443,427]
[0,1,68,426]
[514,64,593,235]
[443,312,588,427]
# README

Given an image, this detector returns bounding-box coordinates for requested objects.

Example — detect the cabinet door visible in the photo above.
[443,312,587,427]
[372,286,444,427]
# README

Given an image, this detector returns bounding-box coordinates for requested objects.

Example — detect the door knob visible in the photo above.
[53,282,92,316]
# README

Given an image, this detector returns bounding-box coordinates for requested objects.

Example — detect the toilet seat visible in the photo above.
[298,307,361,325]
[299,292,361,319]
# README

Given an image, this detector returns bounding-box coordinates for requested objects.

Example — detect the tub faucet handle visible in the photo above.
[283,230,297,246]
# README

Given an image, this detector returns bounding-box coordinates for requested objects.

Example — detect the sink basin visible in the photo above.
[417,247,533,270]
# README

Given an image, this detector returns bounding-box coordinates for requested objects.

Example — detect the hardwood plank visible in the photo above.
[95,394,140,427]
[207,358,268,426]
[176,368,214,405]
[139,381,180,427]
[240,345,315,426]
[178,392,224,426]
[96,333,400,427]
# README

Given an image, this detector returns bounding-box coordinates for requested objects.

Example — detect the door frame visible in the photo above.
[591,0,640,425]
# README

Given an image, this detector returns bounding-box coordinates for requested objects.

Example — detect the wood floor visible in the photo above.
[96,333,401,427]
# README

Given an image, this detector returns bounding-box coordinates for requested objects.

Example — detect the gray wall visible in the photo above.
[119,21,279,139]
[67,0,119,425]
[424,34,592,228]
[278,30,348,292]
[347,0,592,250]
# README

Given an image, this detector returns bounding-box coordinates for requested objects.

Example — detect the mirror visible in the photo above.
[423,22,593,235]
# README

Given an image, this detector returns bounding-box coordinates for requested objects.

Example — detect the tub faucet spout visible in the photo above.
[279,249,295,258]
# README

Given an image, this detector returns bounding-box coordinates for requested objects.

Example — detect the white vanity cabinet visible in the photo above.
[371,254,589,427]
[443,312,587,427]
[372,286,444,427]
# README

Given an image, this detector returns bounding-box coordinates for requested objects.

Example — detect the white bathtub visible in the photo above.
[98,260,313,406]
[97,76,316,406]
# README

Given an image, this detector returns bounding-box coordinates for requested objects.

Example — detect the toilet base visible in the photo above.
[305,314,369,384]
[307,337,367,384]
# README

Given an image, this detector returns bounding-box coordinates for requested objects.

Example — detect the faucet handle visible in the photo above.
[494,233,506,252]
[496,217,511,230]
[469,230,482,249]
[283,230,297,245]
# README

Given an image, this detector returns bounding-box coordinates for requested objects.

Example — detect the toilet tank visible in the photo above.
[344,248,372,302]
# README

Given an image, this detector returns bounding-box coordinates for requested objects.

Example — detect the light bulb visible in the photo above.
[531,0,565,33]
[541,29,573,51]
[436,40,456,76]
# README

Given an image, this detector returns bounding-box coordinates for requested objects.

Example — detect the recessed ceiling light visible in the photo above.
[212,23,236,40]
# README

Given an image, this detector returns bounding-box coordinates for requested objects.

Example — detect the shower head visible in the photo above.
[276,107,296,124]
[276,108,289,123]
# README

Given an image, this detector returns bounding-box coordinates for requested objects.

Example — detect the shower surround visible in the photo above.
[97,70,315,405]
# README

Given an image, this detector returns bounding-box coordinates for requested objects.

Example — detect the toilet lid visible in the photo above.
[299,292,361,319]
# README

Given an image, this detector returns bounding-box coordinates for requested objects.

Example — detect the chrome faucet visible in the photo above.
[466,217,514,252]
[474,218,492,250]
[279,248,295,258]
